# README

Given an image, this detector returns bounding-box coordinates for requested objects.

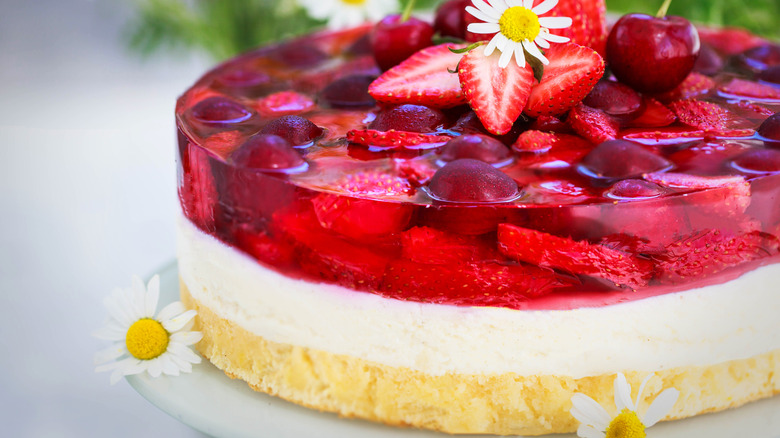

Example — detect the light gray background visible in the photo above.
[1,0,209,435]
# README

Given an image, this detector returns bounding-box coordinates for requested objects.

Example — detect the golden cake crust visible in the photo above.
[181,282,780,435]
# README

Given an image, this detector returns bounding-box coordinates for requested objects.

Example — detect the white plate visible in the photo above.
[128,262,780,438]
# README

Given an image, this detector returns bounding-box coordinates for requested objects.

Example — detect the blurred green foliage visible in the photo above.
[126,0,778,61]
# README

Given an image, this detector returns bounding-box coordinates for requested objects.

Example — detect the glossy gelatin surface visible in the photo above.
[176,25,780,310]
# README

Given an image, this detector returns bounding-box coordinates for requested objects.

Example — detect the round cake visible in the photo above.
[175,1,780,435]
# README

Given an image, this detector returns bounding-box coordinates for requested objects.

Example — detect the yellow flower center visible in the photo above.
[125,319,169,360]
[498,6,541,42]
[605,409,647,438]
[341,0,367,5]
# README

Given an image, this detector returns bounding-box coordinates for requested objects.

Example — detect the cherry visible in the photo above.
[693,43,724,76]
[369,104,446,133]
[580,140,673,180]
[605,179,666,200]
[732,44,780,73]
[260,116,323,147]
[758,66,780,85]
[433,0,470,39]
[606,7,700,93]
[270,43,327,68]
[730,149,780,174]
[583,80,645,123]
[319,75,376,109]
[230,134,307,172]
[215,69,270,89]
[190,97,253,125]
[668,141,747,175]
[438,134,512,166]
[758,112,780,144]
[371,14,434,71]
[427,159,519,203]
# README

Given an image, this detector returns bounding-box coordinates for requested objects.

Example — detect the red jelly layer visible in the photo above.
[176,26,780,310]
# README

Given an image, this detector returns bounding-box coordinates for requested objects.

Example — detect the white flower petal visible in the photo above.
[160,355,180,376]
[110,368,124,385]
[487,0,508,14]
[532,0,558,15]
[484,34,502,56]
[157,301,186,323]
[494,33,511,52]
[539,16,573,29]
[146,358,163,378]
[170,330,203,346]
[92,322,127,341]
[168,354,193,373]
[615,373,635,412]
[538,32,570,43]
[642,388,680,427]
[498,46,514,68]
[635,373,655,409]
[467,22,501,34]
[577,424,606,438]
[523,39,548,65]
[162,309,197,333]
[465,6,497,24]
[123,358,147,376]
[514,42,526,67]
[94,345,126,365]
[522,0,533,9]
[535,35,550,49]
[505,0,524,7]
[103,290,133,327]
[95,360,123,373]
[168,342,202,364]
[131,276,148,317]
[144,275,160,318]
[571,393,612,430]
[472,0,502,20]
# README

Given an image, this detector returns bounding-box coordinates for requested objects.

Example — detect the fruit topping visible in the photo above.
[371,14,434,71]
[427,159,520,203]
[626,98,677,128]
[654,72,715,104]
[668,140,748,175]
[692,44,724,76]
[190,96,253,125]
[512,130,559,153]
[606,4,700,93]
[697,27,767,56]
[346,129,453,149]
[260,115,323,147]
[214,69,271,92]
[202,130,243,159]
[525,42,606,118]
[400,226,482,264]
[552,0,607,51]
[718,78,780,100]
[369,44,467,108]
[758,66,780,85]
[433,0,470,39]
[229,134,307,172]
[459,45,534,135]
[179,143,218,233]
[622,128,755,144]
[582,80,644,123]
[232,225,294,268]
[730,149,780,175]
[255,91,315,117]
[270,43,327,68]
[605,179,666,200]
[438,134,512,165]
[758,112,780,143]
[567,103,619,144]
[731,43,780,73]
[319,75,377,108]
[668,99,727,131]
[579,139,672,180]
[497,223,653,288]
[369,104,447,132]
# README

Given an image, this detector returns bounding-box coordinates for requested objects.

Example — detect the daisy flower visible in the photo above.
[570,372,680,438]
[94,275,203,385]
[298,0,400,30]
[466,0,572,68]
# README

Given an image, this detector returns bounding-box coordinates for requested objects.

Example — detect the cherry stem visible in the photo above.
[655,0,673,18]
[401,0,416,21]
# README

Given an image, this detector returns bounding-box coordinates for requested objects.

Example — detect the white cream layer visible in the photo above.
[177,216,780,377]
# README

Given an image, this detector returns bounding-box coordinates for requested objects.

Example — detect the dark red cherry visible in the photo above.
[693,43,723,76]
[605,179,666,199]
[668,141,747,175]
[260,116,323,147]
[580,140,673,180]
[191,97,253,125]
[732,44,780,73]
[215,69,270,89]
[730,149,780,174]
[758,113,780,144]
[319,75,376,109]
[583,80,645,123]
[606,13,700,93]
[371,14,434,71]
[270,43,327,68]
[369,104,446,133]
[230,134,306,172]
[439,134,512,166]
[758,66,780,85]
[427,159,519,203]
[433,0,470,39]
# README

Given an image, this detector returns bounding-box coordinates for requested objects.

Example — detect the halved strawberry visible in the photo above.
[368,44,467,108]
[497,223,654,289]
[654,72,715,103]
[178,142,218,233]
[626,97,677,128]
[718,78,780,100]
[232,224,295,268]
[525,43,605,117]
[346,129,452,149]
[567,103,618,144]
[512,130,560,152]
[458,45,535,135]
[697,27,768,56]
[202,130,243,159]
[669,99,728,131]
[539,0,607,52]
[400,226,485,264]
[643,172,751,223]
[255,91,315,117]
[621,128,755,144]
[393,158,438,186]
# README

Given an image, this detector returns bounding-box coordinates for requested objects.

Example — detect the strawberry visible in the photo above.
[311,170,414,239]
[232,224,295,267]
[393,158,438,186]
[380,260,564,307]
[178,143,219,233]
[346,129,452,149]
[567,103,619,144]
[529,115,571,133]
[497,223,654,289]
[540,0,607,52]
[626,97,677,128]
[654,72,715,103]
[458,45,535,135]
[368,44,467,109]
[400,226,486,264]
[513,130,559,152]
[734,101,775,118]
[255,91,315,117]
[718,78,780,100]
[621,128,755,144]
[525,43,605,117]
[653,229,774,283]
[668,99,728,131]
[202,130,243,159]
[697,27,768,56]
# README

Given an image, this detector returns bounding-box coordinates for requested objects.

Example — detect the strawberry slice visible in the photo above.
[255,91,315,116]
[525,42,605,118]
[697,27,768,56]
[497,223,654,289]
[346,129,453,149]
[622,128,755,144]
[718,78,780,100]
[540,0,607,53]
[202,130,243,159]
[654,72,715,103]
[669,99,728,131]
[368,44,467,109]
[400,226,486,264]
[626,97,677,128]
[643,172,751,222]
[513,130,559,152]
[458,45,535,135]
[232,224,295,268]
[567,103,619,144]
